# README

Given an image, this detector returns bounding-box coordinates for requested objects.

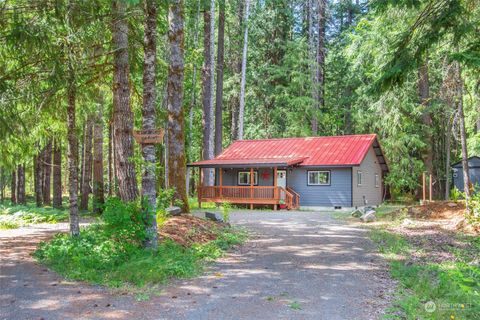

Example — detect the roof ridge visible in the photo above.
[233,134,376,143]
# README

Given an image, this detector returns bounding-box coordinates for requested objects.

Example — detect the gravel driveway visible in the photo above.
[1,211,394,320]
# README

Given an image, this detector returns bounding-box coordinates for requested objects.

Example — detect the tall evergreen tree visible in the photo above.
[201,0,215,185]
[214,0,226,155]
[53,139,62,208]
[93,106,104,214]
[141,0,159,248]
[16,164,25,205]
[112,0,138,201]
[167,0,189,213]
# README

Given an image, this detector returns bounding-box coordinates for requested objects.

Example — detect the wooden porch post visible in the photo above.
[198,167,202,209]
[250,168,254,210]
[219,168,223,199]
[273,167,278,210]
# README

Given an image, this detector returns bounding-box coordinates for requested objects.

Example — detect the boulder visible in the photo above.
[205,211,223,222]
[166,206,182,216]
[362,206,375,213]
[351,209,363,218]
[360,212,376,223]
[447,202,458,207]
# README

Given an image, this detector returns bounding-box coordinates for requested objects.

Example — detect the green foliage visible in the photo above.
[468,191,480,224]
[370,228,480,319]
[0,220,20,230]
[157,188,176,212]
[450,187,463,201]
[0,202,68,229]
[34,198,246,287]
[101,198,147,247]
[288,301,302,310]
[221,201,232,223]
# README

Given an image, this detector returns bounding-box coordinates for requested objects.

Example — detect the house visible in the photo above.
[451,156,480,192]
[188,134,388,210]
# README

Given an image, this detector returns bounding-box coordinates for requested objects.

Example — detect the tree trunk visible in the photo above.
[230,0,244,141]
[17,165,26,204]
[67,59,80,236]
[11,170,16,204]
[93,106,104,214]
[42,140,52,205]
[53,139,63,208]
[454,61,471,204]
[79,124,85,195]
[112,0,139,202]
[80,116,93,211]
[108,119,113,196]
[214,0,226,156]
[445,117,451,200]
[141,0,159,248]
[0,167,4,202]
[167,0,189,214]
[201,2,215,186]
[34,153,43,207]
[418,59,434,198]
[312,0,326,135]
[187,0,201,195]
[238,0,251,140]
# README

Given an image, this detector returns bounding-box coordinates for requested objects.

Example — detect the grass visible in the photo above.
[0,201,69,229]
[35,224,246,288]
[369,226,480,319]
[34,198,247,289]
[288,301,302,310]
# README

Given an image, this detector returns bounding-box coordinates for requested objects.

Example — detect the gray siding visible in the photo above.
[352,146,383,207]
[452,157,480,192]
[287,167,352,207]
[217,167,352,207]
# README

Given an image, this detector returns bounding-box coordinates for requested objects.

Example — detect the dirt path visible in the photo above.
[1,211,394,320]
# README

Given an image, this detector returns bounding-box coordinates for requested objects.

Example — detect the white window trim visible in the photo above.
[238,171,258,186]
[357,170,362,186]
[307,170,331,186]
[375,173,380,188]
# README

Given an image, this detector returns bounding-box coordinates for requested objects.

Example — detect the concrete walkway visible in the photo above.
[0,211,394,320]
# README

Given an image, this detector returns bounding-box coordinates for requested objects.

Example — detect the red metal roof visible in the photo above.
[189,134,383,168]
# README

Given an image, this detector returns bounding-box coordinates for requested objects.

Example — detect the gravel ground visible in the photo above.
[0,211,394,320]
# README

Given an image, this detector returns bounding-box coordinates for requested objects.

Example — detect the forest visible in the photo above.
[1,0,480,232]
[1,0,480,319]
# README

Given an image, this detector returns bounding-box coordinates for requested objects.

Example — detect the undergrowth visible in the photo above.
[35,197,246,288]
[370,228,480,319]
[0,202,68,229]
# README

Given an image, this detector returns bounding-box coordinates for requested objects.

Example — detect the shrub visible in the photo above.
[221,202,232,223]
[450,187,463,201]
[35,197,247,288]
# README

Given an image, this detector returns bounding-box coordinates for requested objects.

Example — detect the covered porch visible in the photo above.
[188,158,303,210]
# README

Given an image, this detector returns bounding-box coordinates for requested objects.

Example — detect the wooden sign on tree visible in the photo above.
[133,129,164,145]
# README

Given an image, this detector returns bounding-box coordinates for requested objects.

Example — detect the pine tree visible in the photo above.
[201,0,215,185]
[112,0,138,201]
[142,0,159,248]
[167,0,189,213]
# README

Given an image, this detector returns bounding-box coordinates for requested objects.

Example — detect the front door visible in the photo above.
[277,170,287,189]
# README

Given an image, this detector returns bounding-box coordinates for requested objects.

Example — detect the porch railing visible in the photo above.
[198,185,299,209]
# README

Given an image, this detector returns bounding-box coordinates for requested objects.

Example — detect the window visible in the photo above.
[238,171,258,185]
[357,171,362,186]
[375,173,380,188]
[307,171,330,185]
